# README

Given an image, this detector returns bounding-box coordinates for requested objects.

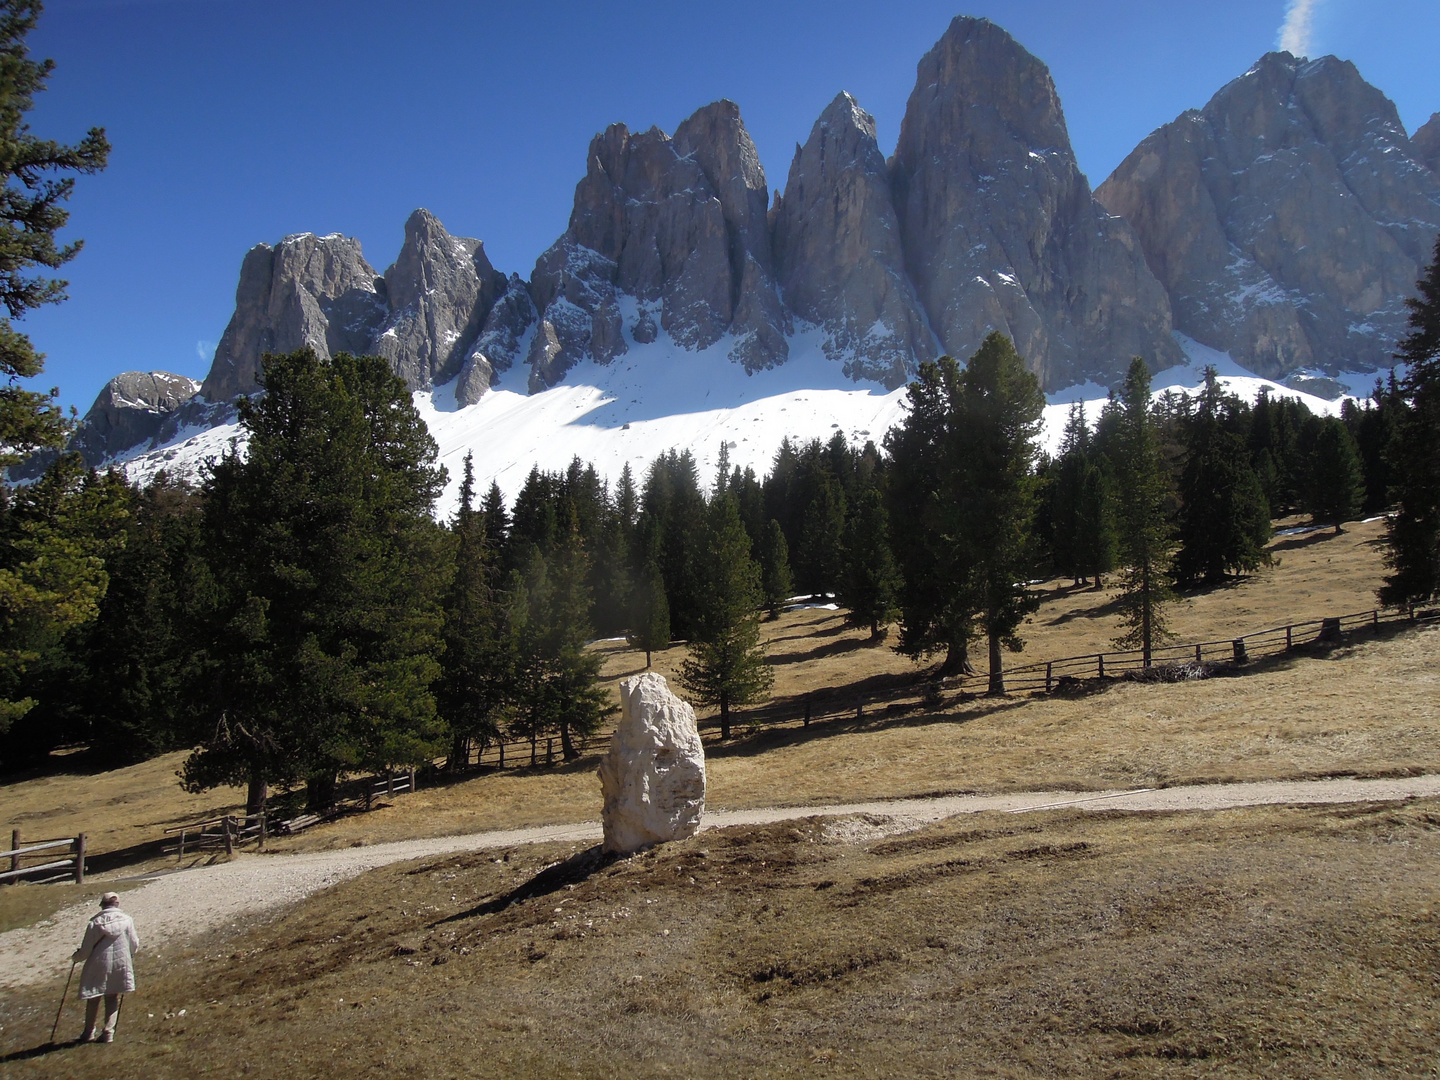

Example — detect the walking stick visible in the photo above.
[49,960,77,1044]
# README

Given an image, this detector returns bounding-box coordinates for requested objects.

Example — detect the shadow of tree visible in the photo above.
[431,844,617,925]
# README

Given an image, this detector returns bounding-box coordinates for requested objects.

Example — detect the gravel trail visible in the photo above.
[5,773,1438,990]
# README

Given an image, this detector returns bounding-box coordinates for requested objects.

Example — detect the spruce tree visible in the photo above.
[1074,459,1118,588]
[954,333,1045,695]
[884,355,980,675]
[0,2,109,467]
[795,475,846,596]
[1381,234,1440,606]
[1047,402,1091,584]
[1113,357,1177,665]
[840,486,900,639]
[436,453,512,771]
[184,348,448,814]
[758,518,793,619]
[626,558,670,667]
[1174,369,1272,586]
[1307,418,1364,534]
[679,494,772,739]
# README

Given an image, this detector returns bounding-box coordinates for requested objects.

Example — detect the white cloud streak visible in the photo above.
[1277,0,1323,57]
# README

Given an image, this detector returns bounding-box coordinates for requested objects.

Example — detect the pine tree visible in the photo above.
[1113,357,1178,665]
[0,2,109,468]
[840,487,900,639]
[954,333,1046,695]
[795,475,846,596]
[1074,459,1118,588]
[1047,402,1091,583]
[1381,234,1440,606]
[626,558,670,667]
[184,348,448,814]
[884,355,980,675]
[1307,418,1364,534]
[436,453,512,772]
[1174,368,1272,586]
[679,494,772,739]
[758,518,793,620]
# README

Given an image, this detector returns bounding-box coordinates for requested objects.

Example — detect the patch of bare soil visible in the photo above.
[4,799,1439,1078]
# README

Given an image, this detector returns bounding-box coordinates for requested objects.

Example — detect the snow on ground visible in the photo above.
[118,328,1367,518]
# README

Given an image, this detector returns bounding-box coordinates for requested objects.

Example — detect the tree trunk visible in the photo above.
[306,771,336,813]
[559,722,578,762]
[645,647,652,668]
[986,629,1006,696]
[245,772,268,819]
[719,692,731,740]
[870,620,881,641]
[1141,563,1153,667]
[447,733,470,773]
[938,637,975,677]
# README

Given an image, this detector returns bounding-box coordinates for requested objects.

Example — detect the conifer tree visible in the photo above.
[758,518,793,620]
[1047,402,1091,583]
[436,453,512,771]
[626,558,670,667]
[1073,459,1117,588]
[0,1,109,467]
[1381,234,1440,606]
[885,355,980,675]
[840,487,900,639]
[1113,357,1177,665]
[184,348,448,814]
[954,333,1045,694]
[1307,418,1364,534]
[795,475,846,595]
[679,494,772,739]
[1174,368,1272,586]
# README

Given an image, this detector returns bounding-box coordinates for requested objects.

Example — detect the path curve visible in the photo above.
[5,773,1439,990]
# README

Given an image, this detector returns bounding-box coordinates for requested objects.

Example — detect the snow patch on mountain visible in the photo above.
[116,329,1357,519]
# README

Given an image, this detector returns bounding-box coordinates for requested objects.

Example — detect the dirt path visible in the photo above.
[5,772,1438,990]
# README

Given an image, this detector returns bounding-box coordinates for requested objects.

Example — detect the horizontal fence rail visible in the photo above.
[1,830,85,884]
[163,812,265,860]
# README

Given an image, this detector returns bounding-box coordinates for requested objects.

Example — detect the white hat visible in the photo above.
[99,892,120,908]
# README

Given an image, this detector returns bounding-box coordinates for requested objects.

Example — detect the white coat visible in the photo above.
[72,907,139,998]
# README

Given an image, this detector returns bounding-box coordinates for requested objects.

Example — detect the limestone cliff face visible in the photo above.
[1413,112,1440,175]
[1097,53,1440,378]
[888,16,1180,389]
[527,100,789,388]
[773,92,935,388]
[199,233,387,401]
[370,208,507,391]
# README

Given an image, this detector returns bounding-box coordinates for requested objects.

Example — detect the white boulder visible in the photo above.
[598,672,706,854]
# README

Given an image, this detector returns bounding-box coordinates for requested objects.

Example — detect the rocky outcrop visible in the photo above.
[1413,112,1440,175]
[370,208,506,391]
[1097,53,1440,378]
[455,273,538,406]
[773,92,935,388]
[10,371,201,479]
[597,672,706,855]
[528,100,790,386]
[889,16,1180,389]
[199,233,387,402]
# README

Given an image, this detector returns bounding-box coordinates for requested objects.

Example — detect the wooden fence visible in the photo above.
[163,812,266,860]
[1,829,85,884]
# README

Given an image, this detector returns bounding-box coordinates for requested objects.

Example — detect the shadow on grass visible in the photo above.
[0,1039,82,1064]
[1270,529,1342,553]
[767,635,871,667]
[432,843,617,924]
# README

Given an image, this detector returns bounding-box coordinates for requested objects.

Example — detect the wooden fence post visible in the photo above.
[177,827,186,863]
[1285,625,1292,650]
[258,812,266,849]
[223,816,234,856]
[1097,654,1105,678]
[1319,617,1341,643]
[408,768,416,793]
[498,741,505,769]
[9,829,18,875]
[1232,639,1248,665]
[1195,644,1202,664]
[1045,662,1053,693]
[1373,609,1380,634]
[73,833,85,885]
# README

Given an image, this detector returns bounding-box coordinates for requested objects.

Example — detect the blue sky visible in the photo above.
[19,0,1440,413]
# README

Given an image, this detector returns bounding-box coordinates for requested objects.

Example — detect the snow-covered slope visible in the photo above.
[119,331,1354,518]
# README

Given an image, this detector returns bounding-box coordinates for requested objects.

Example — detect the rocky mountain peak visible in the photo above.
[198,232,385,402]
[889,15,1179,388]
[1413,112,1440,174]
[1097,50,1440,378]
[773,90,934,388]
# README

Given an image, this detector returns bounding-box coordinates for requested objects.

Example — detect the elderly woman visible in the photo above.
[72,892,140,1043]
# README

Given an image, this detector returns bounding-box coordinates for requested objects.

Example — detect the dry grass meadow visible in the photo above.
[3,516,1440,1077]
[5,800,1440,1077]
[1,516,1434,867]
